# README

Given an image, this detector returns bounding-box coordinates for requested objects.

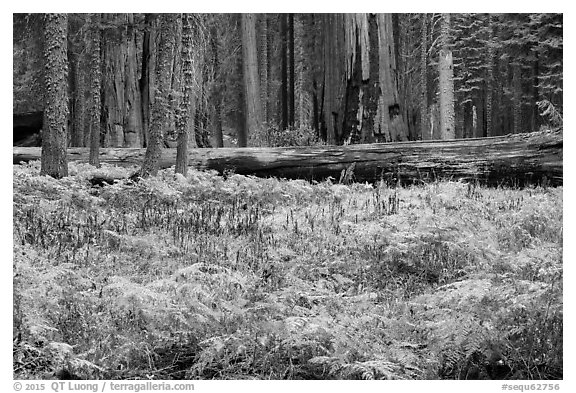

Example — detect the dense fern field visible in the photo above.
[13,162,563,380]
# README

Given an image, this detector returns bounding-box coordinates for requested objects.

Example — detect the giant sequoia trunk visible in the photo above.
[376,13,408,142]
[124,13,143,147]
[15,131,562,187]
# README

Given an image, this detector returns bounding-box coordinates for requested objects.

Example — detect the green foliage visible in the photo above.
[13,163,562,379]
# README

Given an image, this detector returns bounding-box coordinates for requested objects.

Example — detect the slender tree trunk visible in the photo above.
[176,14,194,175]
[532,55,539,132]
[485,15,494,137]
[438,13,455,140]
[240,13,262,147]
[420,13,429,140]
[140,13,176,177]
[72,53,86,147]
[513,63,522,135]
[88,13,101,167]
[288,13,295,128]
[41,13,69,178]
[210,23,224,148]
[124,13,143,147]
[280,14,288,130]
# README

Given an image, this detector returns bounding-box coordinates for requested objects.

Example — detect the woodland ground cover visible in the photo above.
[13,162,562,380]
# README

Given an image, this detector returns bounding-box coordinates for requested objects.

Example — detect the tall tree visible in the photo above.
[438,13,455,139]
[140,13,177,177]
[124,13,143,147]
[258,14,269,126]
[321,13,346,144]
[240,13,262,147]
[485,14,495,137]
[176,13,194,175]
[288,13,296,127]
[100,13,125,147]
[376,13,408,142]
[88,13,101,167]
[420,13,429,140]
[280,14,289,130]
[140,14,157,148]
[41,13,69,178]
[210,22,224,148]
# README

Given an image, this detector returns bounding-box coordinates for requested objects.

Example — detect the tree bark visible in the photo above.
[175,13,194,176]
[288,13,295,128]
[124,13,143,147]
[513,63,522,135]
[485,14,494,138]
[438,13,455,140]
[258,14,268,126]
[376,13,408,142]
[16,130,562,187]
[71,52,86,147]
[281,14,288,130]
[140,13,176,177]
[101,13,126,148]
[420,14,429,140]
[41,13,69,178]
[88,13,102,167]
[210,23,224,148]
[240,13,262,146]
[321,13,346,145]
[140,14,157,148]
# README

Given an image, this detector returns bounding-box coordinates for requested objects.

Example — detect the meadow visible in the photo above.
[13,161,563,380]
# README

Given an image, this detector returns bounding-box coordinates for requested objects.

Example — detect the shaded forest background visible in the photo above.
[13,13,563,150]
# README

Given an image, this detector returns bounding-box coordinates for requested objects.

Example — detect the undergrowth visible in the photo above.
[13,161,562,380]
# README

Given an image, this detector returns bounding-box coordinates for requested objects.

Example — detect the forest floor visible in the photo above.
[13,161,563,380]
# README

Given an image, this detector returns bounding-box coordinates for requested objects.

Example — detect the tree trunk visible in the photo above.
[210,23,224,148]
[259,14,268,125]
[140,14,156,147]
[41,13,69,178]
[361,14,379,144]
[176,13,194,175]
[420,13,429,140]
[72,52,86,147]
[280,14,288,130]
[485,14,494,138]
[376,13,408,142]
[140,13,176,177]
[124,13,143,147]
[438,13,455,140]
[88,13,102,167]
[16,130,563,187]
[240,13,262,147]
[322,13,346,145]
[513,63,522,135]
[101,13,126,148]
[288,13,295,128]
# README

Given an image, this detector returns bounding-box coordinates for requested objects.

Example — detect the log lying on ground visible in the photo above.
[14,130,562,186]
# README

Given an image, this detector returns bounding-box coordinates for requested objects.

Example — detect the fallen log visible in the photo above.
[13,130,563,186]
